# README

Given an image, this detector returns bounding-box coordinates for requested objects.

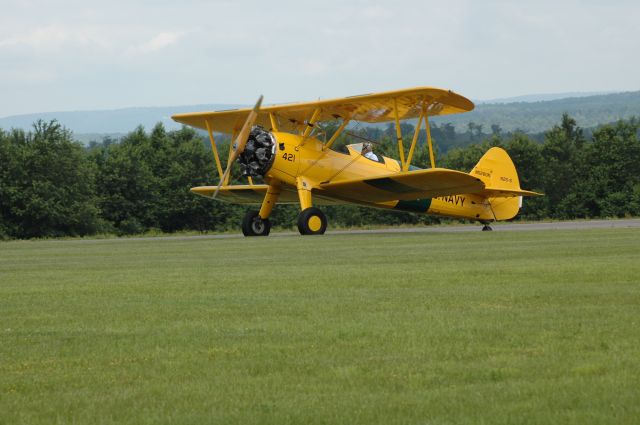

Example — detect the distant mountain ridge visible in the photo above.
[0,104,243,134]
[430,91,640,132]
[475,91,616,104]
[1,91,639,140]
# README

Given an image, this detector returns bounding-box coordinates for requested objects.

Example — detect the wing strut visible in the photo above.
[269,113,279,131]
[302,108,322,138]
[205,119,224,179]
[393,98,406,169]
[223,127,237,185]
[323,116,350,151]
[424,106,436,168]
[300,116,351,176]
[404,103,426,171]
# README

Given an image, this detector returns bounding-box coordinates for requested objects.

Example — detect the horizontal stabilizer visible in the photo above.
[481,187,543,198]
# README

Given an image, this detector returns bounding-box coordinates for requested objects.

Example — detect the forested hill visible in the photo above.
[431,91,640,132]
[1,91,639,139]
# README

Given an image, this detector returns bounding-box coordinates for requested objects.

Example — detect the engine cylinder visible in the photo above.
[237,126,276,177]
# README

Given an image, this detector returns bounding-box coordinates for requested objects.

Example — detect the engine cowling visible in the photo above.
[237,126,276,177]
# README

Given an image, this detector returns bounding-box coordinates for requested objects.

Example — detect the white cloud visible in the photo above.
[0,25,110,50]
[0,0,639,116]
[0,68,57,84]
[137,31,186,53]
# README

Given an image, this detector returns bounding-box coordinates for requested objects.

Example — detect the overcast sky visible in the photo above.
[1,0,639,117]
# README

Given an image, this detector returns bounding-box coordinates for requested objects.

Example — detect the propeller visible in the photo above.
[213,95,263,199]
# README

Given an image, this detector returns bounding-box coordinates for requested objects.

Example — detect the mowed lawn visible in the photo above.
[1,228,639,425]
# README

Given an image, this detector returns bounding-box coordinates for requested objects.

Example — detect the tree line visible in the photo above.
[1,115,639,239]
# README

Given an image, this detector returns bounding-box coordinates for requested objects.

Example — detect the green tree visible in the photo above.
[95,126,156,233]
[540,114,586,218]
[503,133,546,218]
[580,118,640,217]
[94,123,243,234]
[0,121,100,238]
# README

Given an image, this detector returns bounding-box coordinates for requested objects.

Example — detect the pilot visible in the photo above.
[362,143,379,162]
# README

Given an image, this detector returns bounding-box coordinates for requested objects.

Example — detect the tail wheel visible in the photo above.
[297,207,327,235]
[242,210,271,236]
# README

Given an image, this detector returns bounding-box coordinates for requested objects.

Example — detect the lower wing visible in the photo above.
[317,168,485,203]
[190,185,341,205]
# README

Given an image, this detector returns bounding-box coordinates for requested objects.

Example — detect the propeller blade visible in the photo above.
[213,95,263,199]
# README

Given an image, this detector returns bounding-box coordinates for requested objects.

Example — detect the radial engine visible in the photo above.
[237,126,276,177]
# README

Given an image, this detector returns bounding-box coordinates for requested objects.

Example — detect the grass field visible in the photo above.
[1,228,639,424]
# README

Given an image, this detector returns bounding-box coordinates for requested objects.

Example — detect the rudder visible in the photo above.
[470,147,523,220]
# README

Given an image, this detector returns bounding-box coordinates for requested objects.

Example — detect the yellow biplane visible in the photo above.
[172,87,541,236]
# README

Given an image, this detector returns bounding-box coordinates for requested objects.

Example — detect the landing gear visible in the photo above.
[241,181,279,237]
[297,207,327,235]
[242,210,271,236]
[481,224,493,231]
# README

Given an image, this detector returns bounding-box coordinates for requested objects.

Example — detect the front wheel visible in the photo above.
[297,207,327,235]
[242,210,271,236]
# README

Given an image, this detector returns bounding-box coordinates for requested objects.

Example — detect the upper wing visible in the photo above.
[316,169,485,203]
[172,87,474,135]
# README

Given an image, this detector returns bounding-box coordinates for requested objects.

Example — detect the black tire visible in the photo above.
[482,224,493,231]
[297,207,327,235]
[242,210,271,236]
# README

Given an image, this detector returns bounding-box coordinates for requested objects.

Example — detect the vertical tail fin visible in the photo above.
[471,147,521,191]
[470,147,524,220]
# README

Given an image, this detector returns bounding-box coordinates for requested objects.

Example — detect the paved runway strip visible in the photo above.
[329,218,640,235]
[64,218,640,243]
